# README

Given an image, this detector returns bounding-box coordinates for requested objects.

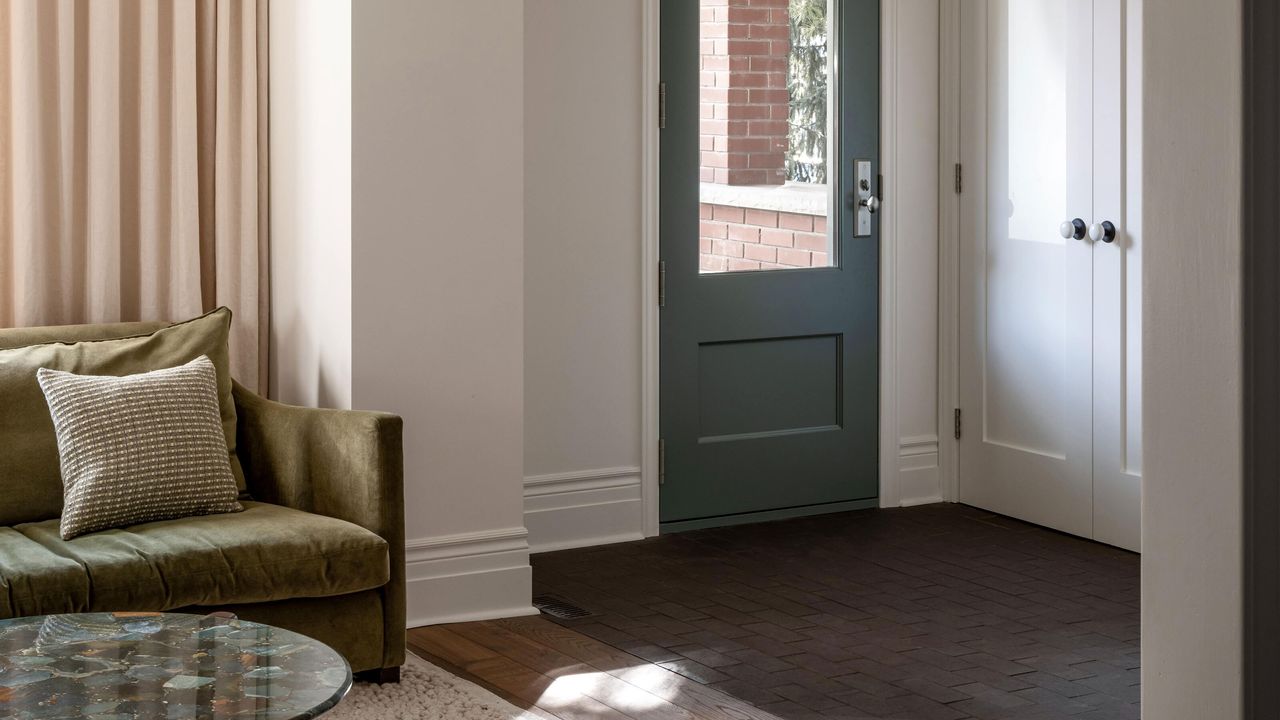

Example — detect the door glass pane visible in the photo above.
[698,0,835,273]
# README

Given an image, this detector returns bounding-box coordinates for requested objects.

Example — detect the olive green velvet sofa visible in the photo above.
[0,315,405,682]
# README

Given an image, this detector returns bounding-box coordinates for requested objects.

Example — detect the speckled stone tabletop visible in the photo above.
[0,612,351,720]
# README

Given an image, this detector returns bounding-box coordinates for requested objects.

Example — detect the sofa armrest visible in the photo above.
[231,381,405,669]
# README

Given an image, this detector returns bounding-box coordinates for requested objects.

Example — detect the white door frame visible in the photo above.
[639,0,913,535]
[938,0,962,503]
[641,0,661,536]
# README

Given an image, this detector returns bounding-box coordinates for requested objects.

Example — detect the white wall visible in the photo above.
[521,1,944,550]
[351,0,533,625]
[273,0,534,626]
[270,0,945,617]
[1141,0,1243,716]
[269,0,944,621]
[882,0,941,506]
[523,0,646,553]
[269,0,352,410]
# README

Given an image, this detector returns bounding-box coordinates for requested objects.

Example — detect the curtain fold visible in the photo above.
[0,0,269,393]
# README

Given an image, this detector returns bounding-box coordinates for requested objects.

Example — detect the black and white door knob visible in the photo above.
[1089,220,1116,243]
[1059,218,1087,241]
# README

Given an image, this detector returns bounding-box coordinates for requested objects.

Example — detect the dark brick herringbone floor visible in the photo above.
[532,503,1140,720]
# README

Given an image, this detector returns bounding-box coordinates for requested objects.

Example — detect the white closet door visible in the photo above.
[1092,0,1141,551]
[958,0,1096,539]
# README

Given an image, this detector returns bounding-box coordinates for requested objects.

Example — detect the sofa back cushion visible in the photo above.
[0,308,244,526]
[0,321,169,351]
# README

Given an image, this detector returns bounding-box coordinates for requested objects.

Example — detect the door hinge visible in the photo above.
[658,82,667,130]
[658,260,667,307]
[658,439,666,485]
[954,408,962,440]
[954,163,963,194]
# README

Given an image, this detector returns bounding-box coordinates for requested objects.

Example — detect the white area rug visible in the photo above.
[326,653,538,720]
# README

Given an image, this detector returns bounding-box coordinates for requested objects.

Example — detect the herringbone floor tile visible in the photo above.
[532,503,1140,720]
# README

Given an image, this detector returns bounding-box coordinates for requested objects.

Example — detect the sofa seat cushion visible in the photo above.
[4,502,389,617]
[0,528,90,617]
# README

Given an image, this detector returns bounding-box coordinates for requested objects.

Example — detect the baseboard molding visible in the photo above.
[898,436,943,507]
[404,527,537,627]
[524,467,645,553]
[901,493,945,507]
[523,452,943,555]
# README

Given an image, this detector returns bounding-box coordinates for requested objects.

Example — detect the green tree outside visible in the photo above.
[787,0,828,184]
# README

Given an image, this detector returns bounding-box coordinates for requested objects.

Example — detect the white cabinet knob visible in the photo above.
[1060,218,1086,240]
[1089,221,1116,243]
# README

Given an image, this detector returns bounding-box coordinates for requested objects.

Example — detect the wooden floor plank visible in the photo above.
[411,624,639,720]
[494,616,786,720]
[411,624,501,665]
[454,621,703,720]
[410,626,573,719]
[408,619,782,720]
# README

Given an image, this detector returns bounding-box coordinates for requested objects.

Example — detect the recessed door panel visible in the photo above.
[698,335,841,441]
[984,0,1075,458]
[959,0,1094,539]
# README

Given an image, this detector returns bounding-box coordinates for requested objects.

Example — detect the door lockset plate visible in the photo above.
[854,159,878,237]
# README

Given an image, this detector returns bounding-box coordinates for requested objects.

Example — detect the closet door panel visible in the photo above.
[958,0,1095,538]
[1092,0,1141,551]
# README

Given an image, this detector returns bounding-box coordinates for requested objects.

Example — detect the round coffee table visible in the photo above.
[0,612,351,719]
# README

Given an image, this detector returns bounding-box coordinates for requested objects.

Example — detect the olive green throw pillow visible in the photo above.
[37,356,243,540]
[0,308,243,526]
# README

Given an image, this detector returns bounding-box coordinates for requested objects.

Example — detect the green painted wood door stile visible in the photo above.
[659,0,880,530]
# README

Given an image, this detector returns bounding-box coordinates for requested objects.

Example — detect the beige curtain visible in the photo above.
[0,0,269,393]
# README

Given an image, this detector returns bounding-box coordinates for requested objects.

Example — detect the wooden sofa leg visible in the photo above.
[355,666,401,684]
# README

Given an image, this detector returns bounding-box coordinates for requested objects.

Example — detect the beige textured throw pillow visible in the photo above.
[37,355,243,540]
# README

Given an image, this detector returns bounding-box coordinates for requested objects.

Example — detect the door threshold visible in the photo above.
[660,497,878,533]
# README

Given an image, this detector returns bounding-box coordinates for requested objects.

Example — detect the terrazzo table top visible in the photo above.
[0,612,351,720]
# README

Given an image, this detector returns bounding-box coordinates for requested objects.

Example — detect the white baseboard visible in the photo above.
[404,527,537,627]
[897,436,944,507]
[524,467,645,553]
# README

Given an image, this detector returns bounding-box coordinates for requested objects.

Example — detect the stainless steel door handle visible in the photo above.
[854,159,877,236]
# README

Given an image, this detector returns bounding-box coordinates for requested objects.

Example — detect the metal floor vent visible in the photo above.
[532,594,595,620]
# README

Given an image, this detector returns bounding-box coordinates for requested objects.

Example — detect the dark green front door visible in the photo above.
[659,0,880,530]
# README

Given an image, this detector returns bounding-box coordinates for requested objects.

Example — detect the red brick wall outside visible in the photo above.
[697,0,828,274]
[699,0,791,186]
[700,202,828,272]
